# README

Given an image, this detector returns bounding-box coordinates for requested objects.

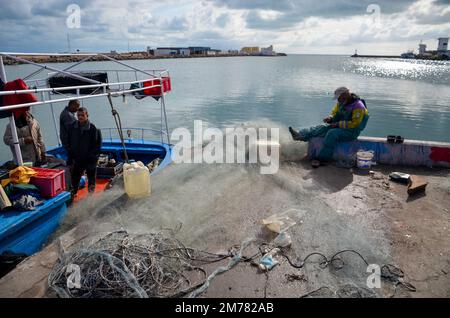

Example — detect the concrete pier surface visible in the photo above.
[0,148,448,298]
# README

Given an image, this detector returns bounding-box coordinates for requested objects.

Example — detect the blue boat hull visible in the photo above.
[0,192,71,255]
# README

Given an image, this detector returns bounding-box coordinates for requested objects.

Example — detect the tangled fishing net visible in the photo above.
[48,230,231,298]
[48,229,416,298]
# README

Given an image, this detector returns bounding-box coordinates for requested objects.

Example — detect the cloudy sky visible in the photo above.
[1,0,449,55]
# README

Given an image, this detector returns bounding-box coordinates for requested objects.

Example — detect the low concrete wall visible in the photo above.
[308,136,450,168]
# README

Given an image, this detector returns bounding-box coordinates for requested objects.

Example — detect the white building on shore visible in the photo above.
[147,47,191,57]
[438,37,448,52]
[261,45,276,56]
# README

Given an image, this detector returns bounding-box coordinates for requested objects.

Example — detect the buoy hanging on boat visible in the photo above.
[143,76,171,96]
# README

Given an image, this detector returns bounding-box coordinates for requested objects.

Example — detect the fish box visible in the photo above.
[30,168,66,198]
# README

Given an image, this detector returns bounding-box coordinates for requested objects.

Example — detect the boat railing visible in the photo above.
[27,69,170,91]
[0,77,166,111]
[0,52,172,165]
[101,127,169,144]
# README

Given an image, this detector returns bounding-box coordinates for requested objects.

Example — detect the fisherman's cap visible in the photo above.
[333,87,350,100]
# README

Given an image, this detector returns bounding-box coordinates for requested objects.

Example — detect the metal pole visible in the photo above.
[99,54,157,78]
[0,56,24,165]
[160,92,171,145]
[3,53,101,84]
[24,55,94,81]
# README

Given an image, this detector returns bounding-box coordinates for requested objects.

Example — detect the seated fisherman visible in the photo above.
[3,110,47,166]
[289,87,369,167]
[67,107,102,196]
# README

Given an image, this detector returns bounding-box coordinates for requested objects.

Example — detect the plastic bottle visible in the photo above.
[123,161,151,198]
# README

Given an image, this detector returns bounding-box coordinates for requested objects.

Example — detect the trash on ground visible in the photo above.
[407,175,428,196]
[285,273,307,283]
[258,248,280,271]
[262,214,296,234]
[273,232,292,248]
[369,171,384,180]
[389,172,411,184]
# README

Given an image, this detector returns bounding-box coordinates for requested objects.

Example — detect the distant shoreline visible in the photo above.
[351,54,449,61]
[3,52,288,65]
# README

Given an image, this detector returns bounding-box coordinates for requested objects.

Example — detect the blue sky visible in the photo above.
[0,0,449,54]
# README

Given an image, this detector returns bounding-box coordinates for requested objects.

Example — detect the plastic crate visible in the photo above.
[30,168,66,198]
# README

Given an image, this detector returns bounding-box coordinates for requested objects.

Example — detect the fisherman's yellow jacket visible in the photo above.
[330,99,369,130]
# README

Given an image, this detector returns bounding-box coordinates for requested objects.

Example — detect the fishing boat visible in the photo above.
[0,52,173,258]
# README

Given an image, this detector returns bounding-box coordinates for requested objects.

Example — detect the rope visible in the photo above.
[107,94,129,163]
[188,238,254,298]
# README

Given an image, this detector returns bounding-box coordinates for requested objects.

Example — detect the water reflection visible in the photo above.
[1,55,449,162]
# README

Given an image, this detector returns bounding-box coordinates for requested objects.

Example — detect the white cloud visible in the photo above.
[0,0,448,54]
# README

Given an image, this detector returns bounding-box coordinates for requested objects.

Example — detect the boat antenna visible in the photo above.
[107,93,129,163]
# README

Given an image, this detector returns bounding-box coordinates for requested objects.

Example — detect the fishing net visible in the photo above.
[48,230,231,298]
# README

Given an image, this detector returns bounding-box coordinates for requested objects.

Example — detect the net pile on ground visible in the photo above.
[48,230,230,298]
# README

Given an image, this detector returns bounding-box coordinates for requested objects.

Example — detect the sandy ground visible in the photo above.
[0,151,449,298]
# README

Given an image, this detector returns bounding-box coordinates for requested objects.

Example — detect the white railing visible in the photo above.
[101,128,169,144]
[0,52,172,165]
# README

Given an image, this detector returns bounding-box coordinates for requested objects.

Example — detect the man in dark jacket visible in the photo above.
[60,99,80,151]
[67,107,102,196]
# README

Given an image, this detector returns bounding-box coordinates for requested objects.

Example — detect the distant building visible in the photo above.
[418,44,427,55]
[206,49,221,56]
[413,38,450,59]
[152,47,191,57]
[241,47,260,55]
[189,47,211,55]
[221,49,239,55]
[437,37,449,52]
[261,45,276,56]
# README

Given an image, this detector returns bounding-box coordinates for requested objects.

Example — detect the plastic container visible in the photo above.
[30,168,66,198]
[123,161,151,198]
[356,150,375,169]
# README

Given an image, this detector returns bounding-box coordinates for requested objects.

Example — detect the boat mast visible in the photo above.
[0,56,24,166]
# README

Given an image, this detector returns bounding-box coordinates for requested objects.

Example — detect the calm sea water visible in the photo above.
[1,55,449,162]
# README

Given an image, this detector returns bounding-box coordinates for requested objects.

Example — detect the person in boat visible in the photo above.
[60,99,80,151]
[289,87,369,167]
[67,107,102,196]
[3,110,47,166]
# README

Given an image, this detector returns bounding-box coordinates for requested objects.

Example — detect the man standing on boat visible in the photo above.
[60,99,80,151]
[3,110,47,166]
[289,87,369,167]
[67,107,102,196]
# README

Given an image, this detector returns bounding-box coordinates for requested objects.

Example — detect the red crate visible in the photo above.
[30,168,66,198]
